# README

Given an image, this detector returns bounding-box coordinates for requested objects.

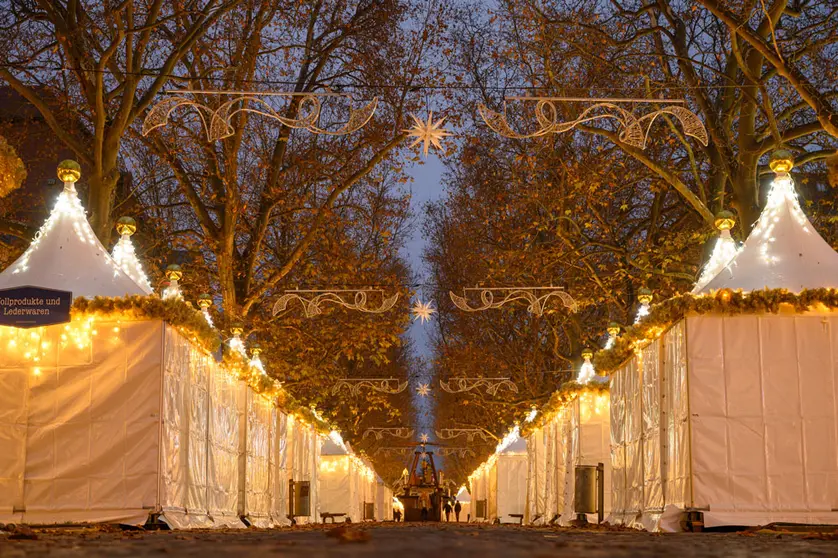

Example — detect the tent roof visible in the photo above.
[699,174,838,294]
[0,184,149,298]
[321,438,349,455]
[500,436,527,455]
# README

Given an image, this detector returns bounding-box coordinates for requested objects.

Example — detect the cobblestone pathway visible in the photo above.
[2,523,837,557]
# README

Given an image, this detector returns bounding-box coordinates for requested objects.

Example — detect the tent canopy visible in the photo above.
[699,172,838,293]
[0,177,150,298]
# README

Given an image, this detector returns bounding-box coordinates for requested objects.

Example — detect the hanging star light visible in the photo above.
[411,299,436,324]
[416,383,431,397]
[419,433,430,444]
[405,112,451,157]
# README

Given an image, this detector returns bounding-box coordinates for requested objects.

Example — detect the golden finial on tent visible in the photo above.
[57,159,81,183]
[769,149,794,174]
[714,210,736,232]
[165,264,183,282]
[115,216,137,236]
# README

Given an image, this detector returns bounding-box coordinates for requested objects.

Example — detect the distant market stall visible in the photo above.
[598,152,838,531]
[524,357,610,526]
[468,426,528,524]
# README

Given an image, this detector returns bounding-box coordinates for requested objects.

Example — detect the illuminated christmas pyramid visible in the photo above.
[0,160,151,297]
[698,151,838,294]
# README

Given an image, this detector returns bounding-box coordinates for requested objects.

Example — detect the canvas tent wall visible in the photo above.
[318,437,377,522]
[375,479,393,521]
[0,319,240,526]
[0,318,322,528]
[469,436,527,523]
[610,315,838,530]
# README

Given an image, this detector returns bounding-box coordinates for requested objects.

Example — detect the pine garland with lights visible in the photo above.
[71,295,219,351]
[521,380,610,436]
[594,288,838,372]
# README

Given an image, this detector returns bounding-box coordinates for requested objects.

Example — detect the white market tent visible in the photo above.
[525,386,611,526]
[0,162,322,527]
[318,435,379,522]
[469,429,528,523]
[609,158,838,530]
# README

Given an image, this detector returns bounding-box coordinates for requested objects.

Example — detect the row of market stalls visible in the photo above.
[466,374,610,526]
[468,152,838,531]
[0,161,392,527]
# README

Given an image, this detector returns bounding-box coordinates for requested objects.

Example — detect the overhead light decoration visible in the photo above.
[576,349,596,385]
[692,211,740,292]
[111,217,153,293]
[162,264,183,300]
[331,378,408,396]
[478,97,708,149]
[197,293,214,327]
[411,298,436,324]
[405,112,452,157]
[416,382,431,397]
[143,90,378,142]
[273,288,399,318]
[634,287,653,324]
[419,433,430,444]
[439,377,518,395]
[449,286,578,316]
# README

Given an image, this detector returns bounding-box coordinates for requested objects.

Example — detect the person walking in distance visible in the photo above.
[443,499,452,522]
[454,500,462,522]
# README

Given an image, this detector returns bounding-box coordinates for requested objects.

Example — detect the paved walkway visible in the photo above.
[2,523,837,557]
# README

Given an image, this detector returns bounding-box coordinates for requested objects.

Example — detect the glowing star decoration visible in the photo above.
[111,217,153,294]
[577,349,596,385]
[411,299,436,324]
[405,112,451,157]
[416,383,431,397]
[419,433,430,444]
[634,288,652,324]
[692,211,740,293]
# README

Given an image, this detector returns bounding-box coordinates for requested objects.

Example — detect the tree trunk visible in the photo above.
[87,167,120,245]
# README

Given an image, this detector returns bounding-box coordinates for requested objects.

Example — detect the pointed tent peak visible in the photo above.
[692,210,741,294]
[699,156,838,294]
[112,216,153,294]
[0,161,149,298]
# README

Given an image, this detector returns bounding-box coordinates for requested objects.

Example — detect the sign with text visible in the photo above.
[0,286,72,328]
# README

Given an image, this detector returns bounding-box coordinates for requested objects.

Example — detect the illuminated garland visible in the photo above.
[521,381,610,436]
[71,295,218,351]
[594,288,838,372]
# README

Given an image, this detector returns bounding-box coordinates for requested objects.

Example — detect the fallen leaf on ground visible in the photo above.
[326,526,371,544]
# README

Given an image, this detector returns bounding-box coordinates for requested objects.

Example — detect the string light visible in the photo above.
[197,293,214,327]
[604,322,620,349]
[111,217,153,293]
[228,325,247,357]
[162,264,183,299]
[577,349,596,384]
[11,161,119,277]
[692,211,740,292]
[634,288,653,323]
